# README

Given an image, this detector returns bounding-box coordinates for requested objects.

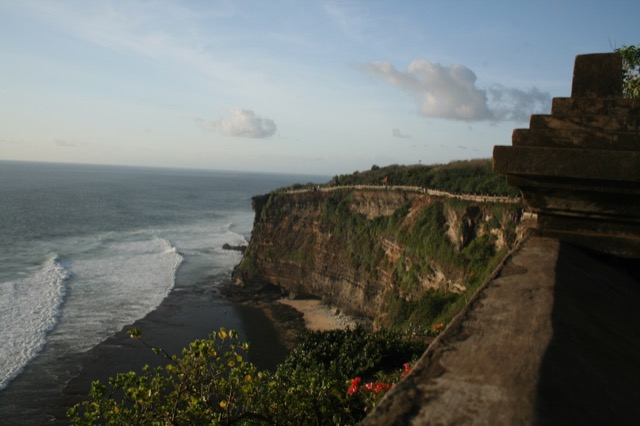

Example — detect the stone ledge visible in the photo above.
[512,127,640,150]
[363,236,640,424]
[493,145,640,182]
[571,53,623,98]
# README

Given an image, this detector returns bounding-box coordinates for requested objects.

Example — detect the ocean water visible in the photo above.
[0,161,324,393]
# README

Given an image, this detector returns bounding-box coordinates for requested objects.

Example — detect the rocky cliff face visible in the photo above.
[233,188,522,327]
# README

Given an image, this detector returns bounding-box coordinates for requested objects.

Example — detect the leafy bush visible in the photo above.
[68,328,268,425]
[616,44,640,99]
[331,159,519,197]
[68,327,427,425]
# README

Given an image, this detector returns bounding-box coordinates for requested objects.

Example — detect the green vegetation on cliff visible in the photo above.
[318,191,518,330]
[330,158,519,197]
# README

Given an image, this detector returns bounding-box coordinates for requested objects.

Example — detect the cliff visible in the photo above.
[233,186,523,328]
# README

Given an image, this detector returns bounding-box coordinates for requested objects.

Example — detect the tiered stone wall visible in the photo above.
[494,53,640,257]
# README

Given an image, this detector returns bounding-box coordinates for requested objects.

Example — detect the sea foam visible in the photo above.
[0,256,68,390]
[51,236,183,354]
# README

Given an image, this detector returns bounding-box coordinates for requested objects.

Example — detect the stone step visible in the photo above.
[551,97,640,118]
[506,175,640,196]
[512,128,640,150]
[516,188,640,221]
[493,145,640,183]
[537,215,640,258]
[529,112,640,133]
[570,52,623,98]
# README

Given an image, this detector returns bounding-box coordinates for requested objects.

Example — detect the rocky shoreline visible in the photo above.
[220,282,308,350]
[220,281,369,350]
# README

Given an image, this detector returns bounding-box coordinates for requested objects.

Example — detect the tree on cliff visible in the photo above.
[616,44,640,98]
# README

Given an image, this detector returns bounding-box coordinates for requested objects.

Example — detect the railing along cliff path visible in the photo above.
[282,184,522,204]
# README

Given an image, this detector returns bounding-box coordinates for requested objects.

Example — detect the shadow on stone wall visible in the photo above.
[535,243,640,424]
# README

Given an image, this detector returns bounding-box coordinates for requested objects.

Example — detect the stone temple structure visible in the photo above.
[494,52,640,258]
[363,53,640,425]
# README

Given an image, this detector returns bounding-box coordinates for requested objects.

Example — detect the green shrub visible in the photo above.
[68,328,268,425]
[616,44,640,99]
[330,159,519,197]
[68,328,426,425]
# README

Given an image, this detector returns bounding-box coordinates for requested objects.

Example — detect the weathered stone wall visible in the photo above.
[494,53,640,257]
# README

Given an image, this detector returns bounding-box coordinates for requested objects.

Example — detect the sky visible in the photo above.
[1,1,638,176]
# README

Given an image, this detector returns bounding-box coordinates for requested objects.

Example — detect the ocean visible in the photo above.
[0,160,326,421]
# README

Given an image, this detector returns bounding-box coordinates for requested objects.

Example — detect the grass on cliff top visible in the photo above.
[328,158,518,197]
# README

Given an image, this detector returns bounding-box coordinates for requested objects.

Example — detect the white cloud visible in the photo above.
[363,60,550,122]
[9,1,262,89]
[199,109,277,139]
[487,84,551,122]
[392,128,410,138]
[54,138,77,147]
[53,138,90,148]
[323,2,370,42]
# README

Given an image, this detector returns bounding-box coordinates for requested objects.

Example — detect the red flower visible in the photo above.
[401,362,412,377]
[364,382,374,391]
[347,377,361,395]
[433,323,445,332]
[374,382,391,393]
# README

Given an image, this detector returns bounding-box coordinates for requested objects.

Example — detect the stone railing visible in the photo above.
[284,184,521,204]
[494,53,640,258]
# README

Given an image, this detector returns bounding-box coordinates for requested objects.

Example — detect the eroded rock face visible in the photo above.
[444,204,484,251]
[233,188,522,323]
[347,190,411,219]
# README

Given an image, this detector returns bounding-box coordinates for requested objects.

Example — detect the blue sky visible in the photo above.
[1,0,638,175]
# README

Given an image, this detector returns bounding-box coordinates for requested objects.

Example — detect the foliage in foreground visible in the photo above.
[616,44,640,99]
[68,327,428,425]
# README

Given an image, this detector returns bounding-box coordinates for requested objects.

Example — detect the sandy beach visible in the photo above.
[278,298,357,331]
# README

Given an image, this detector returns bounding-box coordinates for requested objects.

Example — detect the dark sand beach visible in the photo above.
[0,279,291,425]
